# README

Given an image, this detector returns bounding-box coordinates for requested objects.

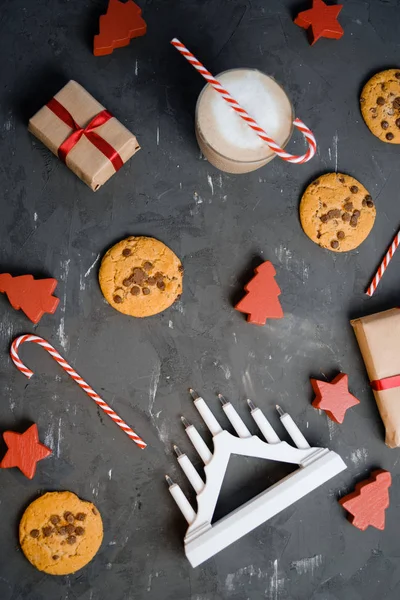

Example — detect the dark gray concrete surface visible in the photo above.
[1,0,400,598]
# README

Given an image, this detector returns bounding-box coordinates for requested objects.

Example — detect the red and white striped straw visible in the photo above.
[171,38,317,164]
[10,335,146,449]
[366,230,400,296]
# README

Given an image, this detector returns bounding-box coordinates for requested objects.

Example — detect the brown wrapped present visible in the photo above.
[28,80,140,190]
[351,308,400,448]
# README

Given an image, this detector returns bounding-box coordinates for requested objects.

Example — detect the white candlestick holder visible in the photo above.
[166,393,347,568]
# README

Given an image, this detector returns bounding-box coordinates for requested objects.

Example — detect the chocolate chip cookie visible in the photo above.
[299,173,376,252]
[99,236,183,317]
[360,69,400,143]
[20,491,103,575]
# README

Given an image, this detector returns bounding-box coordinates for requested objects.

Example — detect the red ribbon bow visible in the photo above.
[46,97,123,172]
[371,374,400,392]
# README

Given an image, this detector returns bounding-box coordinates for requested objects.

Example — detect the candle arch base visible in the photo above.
[167,395,347,567]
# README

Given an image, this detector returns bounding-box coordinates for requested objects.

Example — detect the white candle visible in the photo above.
[174,445,204,493]
[181,417,213,464]
[190,389,222,436]
[165,475,196,524]
[247,399,280,444]
[276,405,310,449]
[218,394,251,438]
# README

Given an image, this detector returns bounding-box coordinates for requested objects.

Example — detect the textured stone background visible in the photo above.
[1,0,400,598]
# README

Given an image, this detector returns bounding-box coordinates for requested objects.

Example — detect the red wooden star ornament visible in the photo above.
[339,470,391,531]
[311,373,360,423]
[0,424,52,479]
[294,0,344,45]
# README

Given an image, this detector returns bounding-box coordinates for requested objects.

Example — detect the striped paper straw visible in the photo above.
[366,230,400,296]
[10,335,146,449]
[171,38,317,164]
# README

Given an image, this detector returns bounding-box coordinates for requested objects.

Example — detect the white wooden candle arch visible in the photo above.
[166,390,347,568]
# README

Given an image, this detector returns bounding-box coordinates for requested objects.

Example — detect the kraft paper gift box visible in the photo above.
[351,308,400,448]
[28,80,140,191]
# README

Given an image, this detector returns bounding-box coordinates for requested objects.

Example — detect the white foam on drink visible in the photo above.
[211,71,283,149]
[196,69,293,165]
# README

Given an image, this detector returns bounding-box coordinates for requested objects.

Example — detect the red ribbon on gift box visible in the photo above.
[371,374,400,391]
[46,97,123,171]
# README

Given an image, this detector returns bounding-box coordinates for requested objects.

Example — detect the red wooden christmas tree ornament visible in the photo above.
[93,0,147,57]
[294,0,344,45]
[235,261,284,326]
[339,470,391,531]
[311,373,360,423]
[0,424,52,479]
[0,273,59,324]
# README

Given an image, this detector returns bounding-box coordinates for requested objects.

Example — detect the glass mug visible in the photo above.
[195,68,294,174]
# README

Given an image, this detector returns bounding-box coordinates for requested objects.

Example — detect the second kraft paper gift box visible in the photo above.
[351,308,400,448]
[28,80,140,191]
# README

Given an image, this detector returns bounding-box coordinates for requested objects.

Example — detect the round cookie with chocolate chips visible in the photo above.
[299,173,376,252]
[19,491,103,575]
[99,236,183,317]
[360,69,400,143]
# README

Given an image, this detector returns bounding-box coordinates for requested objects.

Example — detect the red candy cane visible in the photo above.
[366,230,400,296]
[10,335,146,449]
[171,38,317,164]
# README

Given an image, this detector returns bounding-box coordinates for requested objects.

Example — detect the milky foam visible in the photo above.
[211,72,283,149]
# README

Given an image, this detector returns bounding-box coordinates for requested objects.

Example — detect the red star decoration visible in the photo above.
[0,424,52,479]
[311,373,360,423]
[339,470,391,531]
[294,0,344,45]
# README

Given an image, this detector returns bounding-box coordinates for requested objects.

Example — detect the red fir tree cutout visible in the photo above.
[294,0,344,45]
[0,424,52,479]
[0,273,60,324]
[311,373,360,423]
[235,261,284,326]
[339,470,391,531]
[93,0,147,57]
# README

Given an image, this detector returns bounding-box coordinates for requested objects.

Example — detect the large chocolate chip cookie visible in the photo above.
[360,69,400,143]
[99,236,183,317]
[20,491,103,575]
[299,173,376,252]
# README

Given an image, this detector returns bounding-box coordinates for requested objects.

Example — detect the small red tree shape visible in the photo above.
[235,261,284,326]
[93,0,147,57]
[339,470,391,531]
[0,273,59,324]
